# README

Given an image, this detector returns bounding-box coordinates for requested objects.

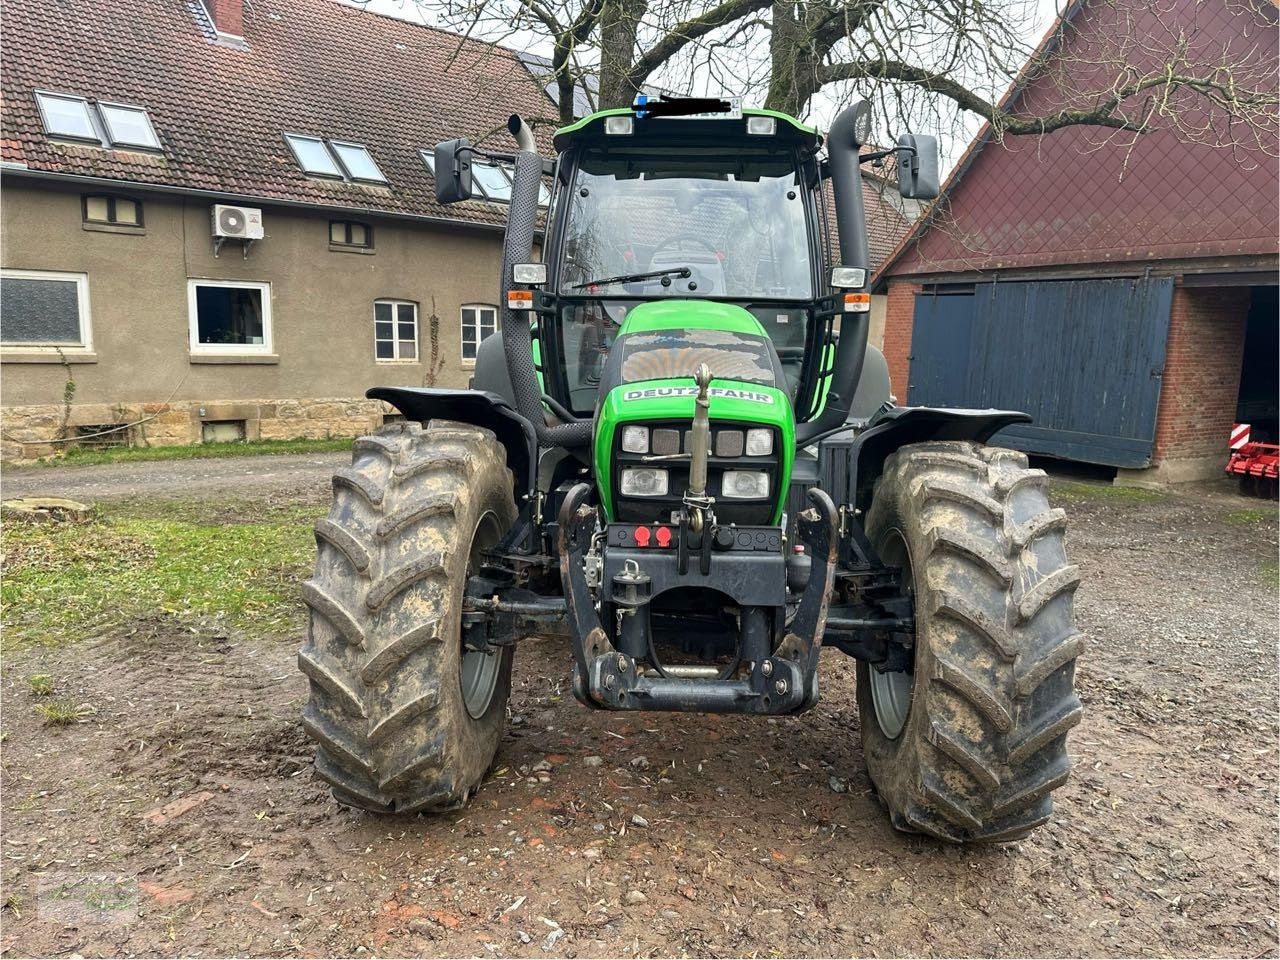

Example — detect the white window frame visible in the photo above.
[0,268,94,355]
[373,299,419,363]
[186,278,273,356]
[97,100,162,150]
[460,303,498,367]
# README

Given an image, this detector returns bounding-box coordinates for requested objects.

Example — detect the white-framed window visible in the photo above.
[374,299,418,361]
[0,268,93,353]
[187,279,273,355]
[461,303,497,365]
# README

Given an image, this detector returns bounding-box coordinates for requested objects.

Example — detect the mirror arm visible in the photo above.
[859,145,914,165]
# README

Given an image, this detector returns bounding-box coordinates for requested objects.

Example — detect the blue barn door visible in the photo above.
[907,278,1173,468]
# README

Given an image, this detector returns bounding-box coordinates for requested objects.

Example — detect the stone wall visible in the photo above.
[1,397,395,461]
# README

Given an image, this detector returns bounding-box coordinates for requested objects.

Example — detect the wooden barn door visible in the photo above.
[907,278,1173,468]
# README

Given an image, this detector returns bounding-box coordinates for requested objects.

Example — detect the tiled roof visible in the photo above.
[862,173,913,270]
[884,0,1279,277]
[816,174,912,273]
[1,0,558,226]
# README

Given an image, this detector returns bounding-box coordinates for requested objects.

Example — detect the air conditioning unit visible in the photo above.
[211,204,264,240]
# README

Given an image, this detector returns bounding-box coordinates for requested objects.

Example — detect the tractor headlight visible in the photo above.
[721,470,769,499]
[744,428,773,456]
[621,426,649,453]
[620,468,669,497]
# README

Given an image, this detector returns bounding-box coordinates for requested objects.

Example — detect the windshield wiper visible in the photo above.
[571,266,691,290]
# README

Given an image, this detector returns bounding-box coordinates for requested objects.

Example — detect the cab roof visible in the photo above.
[552,107,822,153]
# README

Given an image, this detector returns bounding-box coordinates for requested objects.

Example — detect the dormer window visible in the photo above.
[285,134,386,183]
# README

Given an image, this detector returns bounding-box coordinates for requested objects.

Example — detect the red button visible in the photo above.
[633,526,651,547]
[654,526,672,548]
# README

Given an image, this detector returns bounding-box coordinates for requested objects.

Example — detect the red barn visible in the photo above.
[875,0,1278,483]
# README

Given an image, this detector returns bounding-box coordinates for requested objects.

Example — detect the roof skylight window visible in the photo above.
[286,135,386,183]
[98,102,161,149]
[331,141,386,183]
[472,162,513,202]
[35,92,99,142]
[284,134,344,178]
[420,150,549,206]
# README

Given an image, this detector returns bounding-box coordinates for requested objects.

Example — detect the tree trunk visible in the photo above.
[764,1,822,116]
[598,0,649,108]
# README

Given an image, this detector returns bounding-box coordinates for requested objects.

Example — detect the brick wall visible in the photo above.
[881,281,920,402]
[1152,286,1250,465]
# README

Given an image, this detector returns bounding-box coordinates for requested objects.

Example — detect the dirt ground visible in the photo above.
[1,458,1277,958]
[1,453,347,502]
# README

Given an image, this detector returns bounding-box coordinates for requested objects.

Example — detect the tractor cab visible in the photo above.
[543,107,829,417]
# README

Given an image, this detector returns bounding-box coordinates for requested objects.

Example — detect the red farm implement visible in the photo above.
[1226,423,1279,498]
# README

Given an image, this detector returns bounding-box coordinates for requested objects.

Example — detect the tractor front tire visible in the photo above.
[299,421,516,814]
[858,441,1084,842]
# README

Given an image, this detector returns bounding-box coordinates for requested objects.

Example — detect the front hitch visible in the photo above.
[557,484,839,715]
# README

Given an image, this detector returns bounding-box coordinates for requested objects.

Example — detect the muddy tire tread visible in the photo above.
[299,421,514,814]
[861,441,1083,842]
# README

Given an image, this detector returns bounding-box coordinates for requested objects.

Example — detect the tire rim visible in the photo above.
[460,511,502,720]
[869,528,914,740]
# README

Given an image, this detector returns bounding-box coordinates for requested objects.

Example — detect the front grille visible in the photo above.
[612,420,780,525]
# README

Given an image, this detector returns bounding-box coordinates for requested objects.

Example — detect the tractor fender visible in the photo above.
[847,406,1031,513]
[470,330,517,408]
[366,386,538,499]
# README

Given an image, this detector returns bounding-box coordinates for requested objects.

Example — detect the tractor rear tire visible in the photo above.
[857,441,1084,842]
[299,421,516,814]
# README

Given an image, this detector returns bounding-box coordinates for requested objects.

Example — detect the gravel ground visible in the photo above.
[1,453,347,502]
[0,460,1276,958]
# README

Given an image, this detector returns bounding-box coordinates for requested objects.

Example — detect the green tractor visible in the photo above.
[299,97,1084,842]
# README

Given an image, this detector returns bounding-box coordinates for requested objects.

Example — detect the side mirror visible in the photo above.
[434,138,473,204]
[897,134,940,200]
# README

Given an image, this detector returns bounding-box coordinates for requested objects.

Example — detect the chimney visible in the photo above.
[207,0,244,38]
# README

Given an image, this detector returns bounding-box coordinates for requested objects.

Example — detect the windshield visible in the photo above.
[558,146,814,300]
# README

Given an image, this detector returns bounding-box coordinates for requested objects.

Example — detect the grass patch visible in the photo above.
[37,699,84,726]
[46,437,353,467]
[1260,558,1279,587]
[27,674,54,697]
[1223,507,1276,525]
[104,495,328,527]
[1052,481,1166,504]
[1,504,321,650]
